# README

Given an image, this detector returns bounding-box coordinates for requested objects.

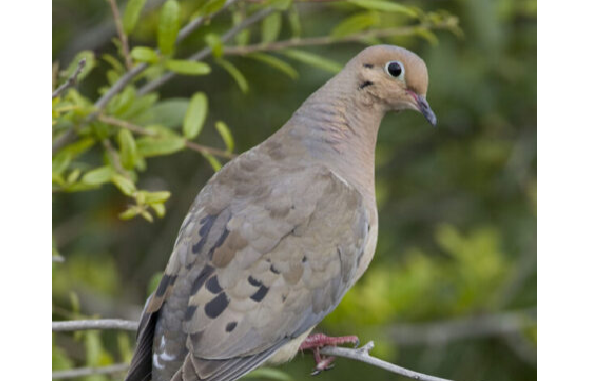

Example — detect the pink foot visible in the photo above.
[299,333,360,376]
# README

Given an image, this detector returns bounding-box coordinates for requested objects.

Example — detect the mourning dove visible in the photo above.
[125,44,436,381]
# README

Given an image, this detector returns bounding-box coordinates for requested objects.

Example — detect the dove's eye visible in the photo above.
[385,61,404,79]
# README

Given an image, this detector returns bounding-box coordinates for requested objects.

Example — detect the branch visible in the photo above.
[97,114,236,159]
[386,308,537,346]
[52,319,138,331]
[53,319,455,381]
[107,0,133,70]
[93,0,242,114]
[222,20,459,56]
[320,341,454,381]
[52,58,86,99]
[52,362,129,379]
[138,7,274,95]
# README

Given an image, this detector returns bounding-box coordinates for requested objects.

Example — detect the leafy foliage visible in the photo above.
[52,0,536,380]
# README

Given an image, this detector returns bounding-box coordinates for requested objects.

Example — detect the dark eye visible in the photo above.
[385,61,404,78]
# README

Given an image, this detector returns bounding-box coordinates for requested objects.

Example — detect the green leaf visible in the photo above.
[158,0,181,56]
[205,34,223,58]
[166,60,211,75]
[119,206,140,221]
[214,121,234,152]
[200,0,227,15]
[149,202,166,218]
[216,59,249,93]
[131,46,158,63]
[247,53,298,79]
[108,86,136,115]
[52,152,72,175]
[102,54,126,74]
[136,136,186,157]
[330,12,380,39]
[63,51,96,82]
[62,138,96,158]
[287,5,302,39]
[282,49,342,73]
[118,129,137,170]
[144,191,171,203]
[347,0,418,17]
[261,12,282,44]
[183,92,208,139]
[246,368,293,381]
[201,152,222,172]
[149,99,189,128]
[123,0,148,35]
[111,173,137,196]
[81,167,113,185]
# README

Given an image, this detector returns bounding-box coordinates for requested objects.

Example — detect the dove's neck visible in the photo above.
[285,72,386,202]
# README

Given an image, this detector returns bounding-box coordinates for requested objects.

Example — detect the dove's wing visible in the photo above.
[125,145,371,381]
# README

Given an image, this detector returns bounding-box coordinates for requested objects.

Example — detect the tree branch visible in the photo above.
[52,319,138,331]
[107,0,133,70]
[222,20,459,56]
[52,58,86,99]
[138,7,274,95]
[97,114,236,159]
[320,341,454,381]
[386,308,536,346]
[52,362,129,379]
[53,319,455,381]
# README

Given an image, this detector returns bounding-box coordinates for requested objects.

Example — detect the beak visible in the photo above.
[416,94,437,126]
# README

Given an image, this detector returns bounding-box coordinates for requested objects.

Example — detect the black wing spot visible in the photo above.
[205,292,229,319]
[247,276,263,287]
[209,229,230,259]
[184,305,197,321]
[250,285,269,302]
[191,265,215,295]
[192,214,217,254]
[302,256,307,263]
[206,275,223,294]
[269,264,280,274]
[225,322,238,332]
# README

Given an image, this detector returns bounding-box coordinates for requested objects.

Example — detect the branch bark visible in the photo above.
[222,20,459,56]
[52,319,456,381]
[52,319,138,331]
[52,362,129,379]
[97,114,236,159]
[52,58,86,99]
[138,7,274,95]
[320,341,454,381]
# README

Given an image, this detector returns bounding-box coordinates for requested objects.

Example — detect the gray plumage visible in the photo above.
[125,45,435,381]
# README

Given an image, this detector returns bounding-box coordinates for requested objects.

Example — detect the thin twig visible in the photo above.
[52,362,129,379]
[52,318,454,381]
[321,341,454,381]
[138,7,274,95]
[223,20,459,56]
[97,114,236,159]
[107,0,133,70]
[103,138,130,177]
[94,0,240,114]
[53,0,244,155]
[387,307,537,346]
[52,58,87,99]
[52,319,138,331]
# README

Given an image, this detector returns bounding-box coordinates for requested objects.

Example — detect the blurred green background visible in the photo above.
[52,1,537,380]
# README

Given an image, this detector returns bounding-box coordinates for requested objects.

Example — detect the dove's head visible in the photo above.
[351,45,436,126]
